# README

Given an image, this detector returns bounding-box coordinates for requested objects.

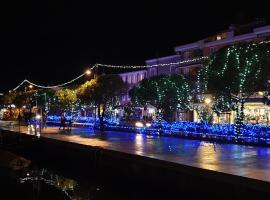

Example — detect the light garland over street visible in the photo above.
[10,56,208,92]
[9,40,270,92]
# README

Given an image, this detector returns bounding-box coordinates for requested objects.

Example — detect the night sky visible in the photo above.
[1,0,269,92]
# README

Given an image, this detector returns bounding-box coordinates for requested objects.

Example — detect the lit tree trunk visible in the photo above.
[97,104,101,129]
[235,98,245,137]
[98,104,106,131]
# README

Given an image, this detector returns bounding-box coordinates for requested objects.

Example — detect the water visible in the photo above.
[0,155,99,200]
[0,150,181,200]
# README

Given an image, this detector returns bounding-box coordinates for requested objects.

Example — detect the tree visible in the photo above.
[77,74,127,130]
[129,75,193,122]
[0,92,17,120]
[198,41,270,135]
[13,91,36,109]
[123,103,135,121]
[55,88,78,115]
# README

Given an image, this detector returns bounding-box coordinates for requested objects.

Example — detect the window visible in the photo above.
[133,74,136,83]
[210,47,217,53]
[140,73,144,81]
[182,67,189,75]
[216,35,222,40]
[170,66,175,73]
[150,68,156,76]
[184,51,189,59]
[128,75,131,84]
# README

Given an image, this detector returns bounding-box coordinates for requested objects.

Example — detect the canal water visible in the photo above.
[0,151,99,200]
[0,149,181,200]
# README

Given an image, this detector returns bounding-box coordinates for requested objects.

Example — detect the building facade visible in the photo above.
[118,20,270,124]
[146,21,270,81]
[118,70,147,104]
[144,21,270,124]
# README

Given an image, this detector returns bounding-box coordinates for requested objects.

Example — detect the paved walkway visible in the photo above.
[1,121,270,183]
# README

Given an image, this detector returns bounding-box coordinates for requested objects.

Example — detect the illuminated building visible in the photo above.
[144,20,270,124]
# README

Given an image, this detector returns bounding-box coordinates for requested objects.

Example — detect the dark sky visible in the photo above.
[1,0,269,92]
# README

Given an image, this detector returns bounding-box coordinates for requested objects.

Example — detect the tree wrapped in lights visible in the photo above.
[77,74,127,130]
[198,41,270,136]
[55,88,78,115]
[129,75,193,122]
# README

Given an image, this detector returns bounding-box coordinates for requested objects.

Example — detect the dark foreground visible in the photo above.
[1,125,270,199]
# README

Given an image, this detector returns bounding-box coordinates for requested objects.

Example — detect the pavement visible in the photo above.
[1,121,270,183]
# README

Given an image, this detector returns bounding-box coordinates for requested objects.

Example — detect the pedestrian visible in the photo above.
[59,114,66,130]
[17,113,22,124]
[68,119,73,131]
[42,113,47,129]
[142,106,147,121]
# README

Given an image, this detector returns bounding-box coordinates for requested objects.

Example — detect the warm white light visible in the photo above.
[146,123,151,127]
[135,121,144,128]
[217,35,222,40]
[85,69,91,75]
[258,91,264,96]
[2,108,7,112]
[29,85,33,89]
[204,98,211,105]
[36,114,41,120]
[148,108,155,114]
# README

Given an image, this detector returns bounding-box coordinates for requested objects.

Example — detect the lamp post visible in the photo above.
[85,68,97,126]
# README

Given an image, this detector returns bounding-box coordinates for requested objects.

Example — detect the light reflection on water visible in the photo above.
[67,129,270,180]
[19,168,96,200]
[5,124,270,181]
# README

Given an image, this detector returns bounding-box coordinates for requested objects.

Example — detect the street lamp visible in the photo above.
[85,69,91,75]
[204,97,212,105]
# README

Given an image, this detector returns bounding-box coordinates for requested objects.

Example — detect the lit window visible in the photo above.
[217,35,222,40]
[140,74,143,81]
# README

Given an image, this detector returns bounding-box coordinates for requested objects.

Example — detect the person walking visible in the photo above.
[42,113,47,129]
[67,118,73,132]
[59,114,66,130]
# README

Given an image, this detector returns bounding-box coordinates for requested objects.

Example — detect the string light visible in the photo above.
[8,40,270,93]
[46,116,270,144]
[11,66,96,92]
[96,56,208,69]
[198,40,270,135]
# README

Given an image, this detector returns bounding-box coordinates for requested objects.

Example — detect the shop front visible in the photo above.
[193,102,270,125]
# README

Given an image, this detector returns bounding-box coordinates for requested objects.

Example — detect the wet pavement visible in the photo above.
[1,122,270,183]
